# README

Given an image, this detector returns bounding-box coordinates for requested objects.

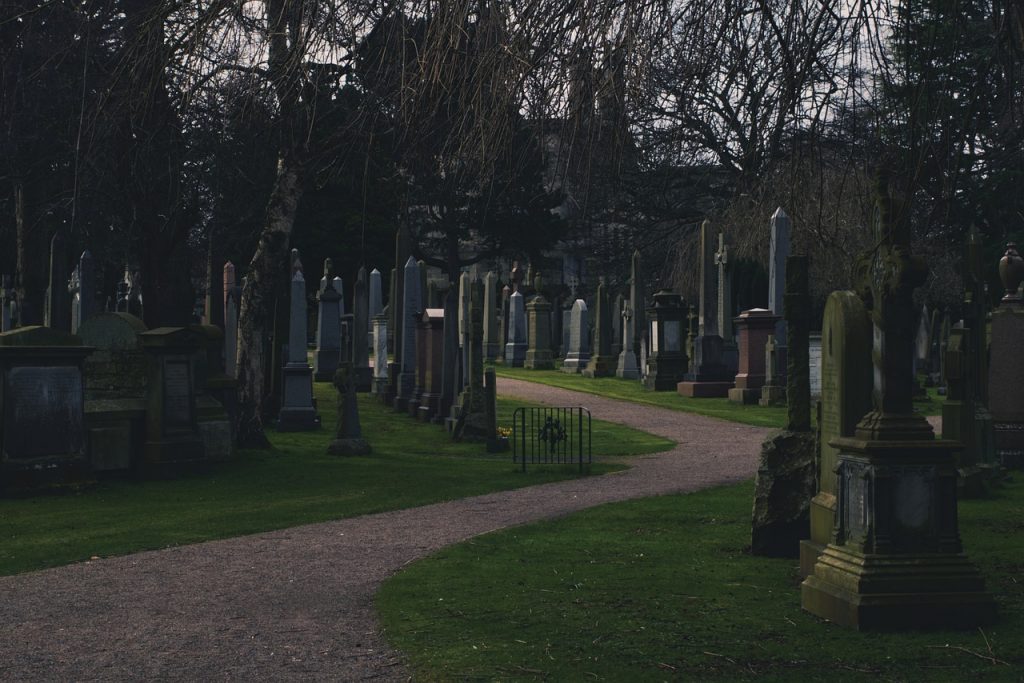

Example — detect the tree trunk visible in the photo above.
[235,153,304,447]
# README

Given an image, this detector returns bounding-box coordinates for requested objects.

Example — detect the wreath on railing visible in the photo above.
[538,416,567,448]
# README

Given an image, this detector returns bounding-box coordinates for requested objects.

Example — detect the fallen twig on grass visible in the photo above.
[927,644,1009,666]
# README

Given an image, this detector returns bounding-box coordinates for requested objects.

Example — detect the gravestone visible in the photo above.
[453,278,491,442]
[942,328,987,494]
[611,293,624,360]
[561,299,590,373]
[525,295,553,369]
[504,290,528,367]
[371,314,388,396]
[204,244,224,329]
[483,271,500,361]
[715,232,738,373]
[678,222,731,396]
[927,307,941,384]
[416,308,445,421]
[751,255,816,556]
[768,207,790,365]
[0,326,94,491]
[352,268,372,391]
[70,251,98,334]
[79,312,149,472]
[126,270,143,320]
[759,335,785,406]
[224,283,239,378]
[808,333,822,398]
[728,309,779,404]
[915,304,931,366]
[387,267,397,355]
[458,272,470,384]
[395,256,420,411]
[630,250,646,363]
[277,260,319,431]
[138,327,207,475]
[938,312,951,392]
[314,259,343,382]
[583,280,615,377]
[392,228,411,361]
[989,242,1024,468]
[369,268,383,350]
[45,231,70,332]
[440,285,459,423]
[961,227,996,475]
[642,290,687,391]
[222,262,236,326]
[327,363,371,456]
[798,291,871,576]
[615,302,640,379]
[801,179,993,630]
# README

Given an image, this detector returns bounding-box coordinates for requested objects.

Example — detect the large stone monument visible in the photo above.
[561,299,590,373]
[728,309,779,404]
[989,242,1024,468]
[801,177,994,630]
[677,221,732,397]
[643,290,687,391]
[615,302,640,379]
[417,308,445,421]
[504,290,528,367]
[453,277,490,441]
[277,256,319,431]
[0,326,94,491]
[715,232,738,373]
[524,295,554,369]
[583,280,615,377]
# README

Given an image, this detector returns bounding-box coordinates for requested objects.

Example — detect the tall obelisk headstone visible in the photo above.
[395,256,420,411]
[716,232,738,373]
[678,221,732,397]
[277,252,319,431]
[352,266,372,391]
[769,208,790,367]
[630,250,646,359]
[313,259,342,382]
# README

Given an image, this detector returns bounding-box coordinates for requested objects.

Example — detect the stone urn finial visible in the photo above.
[998,242,1024,302]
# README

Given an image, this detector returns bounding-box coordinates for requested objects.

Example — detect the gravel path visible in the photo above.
[0,377,771,681]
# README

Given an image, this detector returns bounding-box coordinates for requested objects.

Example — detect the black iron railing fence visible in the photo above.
[511,406,592,472]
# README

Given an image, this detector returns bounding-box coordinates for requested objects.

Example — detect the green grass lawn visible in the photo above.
[494,364,788,428]
[0,385,672,577]
[379,477,1024,682]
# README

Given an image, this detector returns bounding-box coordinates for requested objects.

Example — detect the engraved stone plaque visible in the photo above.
[3,366,83,460]
[163,361,192,428]
[650,321,659,353]
[664,321,682,352]
[895,470,931,531]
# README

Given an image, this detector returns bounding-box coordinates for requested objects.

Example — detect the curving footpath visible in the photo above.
[0,377,770,681]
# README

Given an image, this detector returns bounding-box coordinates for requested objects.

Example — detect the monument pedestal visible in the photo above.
[801,433,994,630]
[677,335,732,397]
[277,363,320,431]
[525,348,553,370]
[582,355,615,377]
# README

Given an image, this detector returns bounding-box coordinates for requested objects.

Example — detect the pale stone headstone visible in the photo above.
[989,243,1024,468]
[369,267,383,350]
[611,293,624,358]
[458,271,470,387]
[504,290,527,367]
[371,314,388,396]
[45,231,70,332]
[224,286,239,378]
[352,267,371,391]
[561,299,590,373]
[915,304,931,364]
[808,333,822,398]
[314,259,342,382]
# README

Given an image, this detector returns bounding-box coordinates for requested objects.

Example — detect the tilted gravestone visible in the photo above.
[561,299,590,373]
[0,326,94,492]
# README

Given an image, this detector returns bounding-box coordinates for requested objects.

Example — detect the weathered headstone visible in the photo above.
[395,256,421,411]
[483,271,500,361]
[759,335,786,406]
[525,295,553,369]
[989,242,1024,469]
[314,259,342,382]
[504,290,528,367]
[440,285,459,423]
[611,293,624,360]
[808,332,822,398]
[801,179,993,630]
[751,256,816,557]
[327,363,371,456]
[642,290,687,391]
[453,278,491,441]
[497,284,510,363]
[616,302,640,379]
[915,304,931,366]
[728,308,779,404]
[561,299,590,373]
[371,314,388,396]
[351,267,372,392]
[416,308,445,421]
[583,280,615,377]
[277,258,319,431]
[458,271,470,385]
[139,327,207,475]
[0,326,94,491]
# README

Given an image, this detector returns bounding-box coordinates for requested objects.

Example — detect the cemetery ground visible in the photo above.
[379,478,1024,682]
[0,383,671,577]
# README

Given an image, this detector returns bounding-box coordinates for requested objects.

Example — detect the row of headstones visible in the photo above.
[0,312,237,493]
